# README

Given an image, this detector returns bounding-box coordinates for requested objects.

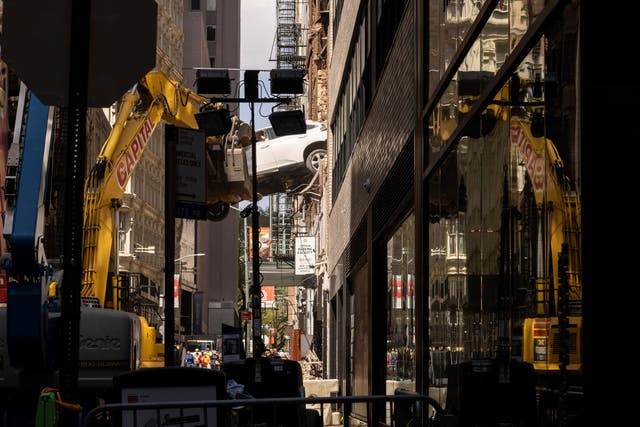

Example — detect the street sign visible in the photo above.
[174,127,208,220]
[295,236,316,275]
[1,0,157,107]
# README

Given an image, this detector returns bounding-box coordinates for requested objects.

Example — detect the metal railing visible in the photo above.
[82,392,446,427]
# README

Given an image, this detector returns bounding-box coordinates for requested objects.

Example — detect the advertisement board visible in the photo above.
[248,226,271,261]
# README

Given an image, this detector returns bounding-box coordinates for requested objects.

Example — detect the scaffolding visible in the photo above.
[270,193,295,268]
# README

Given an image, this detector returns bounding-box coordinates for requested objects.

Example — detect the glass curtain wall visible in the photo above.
[425,0,581,420]
[386,214,416,387]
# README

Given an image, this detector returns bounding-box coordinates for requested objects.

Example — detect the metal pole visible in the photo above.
[243,215,252,356]
[164,126,177,366]
[60,0,90,406]
[208,70,295,362]
[193,220,198,335]
[111,198,122,310]
[250,100,265,359]
[177,261,182,345]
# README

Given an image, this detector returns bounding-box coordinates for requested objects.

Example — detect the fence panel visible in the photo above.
[82,392,446,427]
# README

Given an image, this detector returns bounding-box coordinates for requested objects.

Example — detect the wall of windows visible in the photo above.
[424,1,581,415]
[386,214,415,385]
[324,0,582,423]
[331,8,371,199]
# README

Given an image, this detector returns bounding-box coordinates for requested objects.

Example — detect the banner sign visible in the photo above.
[295,236,316,275]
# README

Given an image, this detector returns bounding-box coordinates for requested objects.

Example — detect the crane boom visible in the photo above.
[512,117,582,374]
[81,71,209,307]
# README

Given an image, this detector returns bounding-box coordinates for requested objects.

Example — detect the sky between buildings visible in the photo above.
[240,0,277,130]
[239,0,278,209]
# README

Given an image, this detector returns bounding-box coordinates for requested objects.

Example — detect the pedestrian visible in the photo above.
[185,351,195,367]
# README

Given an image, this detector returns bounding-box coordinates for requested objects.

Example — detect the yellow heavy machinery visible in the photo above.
[452,71,583,376]
[439,73,582,427]
[490,78,583,376]
[80,70,252,366]
[0,70,252,399]
[512,116,582,374]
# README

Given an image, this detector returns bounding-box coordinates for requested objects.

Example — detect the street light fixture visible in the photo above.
[270,69,305,94]
[195,68,231,95]
[268,109,306,136]
[199,68,305,359]
[195,107,232,136]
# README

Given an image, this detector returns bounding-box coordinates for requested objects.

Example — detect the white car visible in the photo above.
[245,120,327,194]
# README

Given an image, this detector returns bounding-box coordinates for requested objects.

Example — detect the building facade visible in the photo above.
[114,0,190,342]
[117,0,241,342]
[324,0,585,424]
[182,0,241,339]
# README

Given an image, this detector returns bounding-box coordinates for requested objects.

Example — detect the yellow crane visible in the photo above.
[80,70,251,366]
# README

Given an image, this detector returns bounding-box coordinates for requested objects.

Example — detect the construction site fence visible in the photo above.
[81,391,446,427]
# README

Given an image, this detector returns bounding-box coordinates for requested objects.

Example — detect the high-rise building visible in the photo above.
[116,0,191,341]
[114,0,241,343]
[182,0,241,339]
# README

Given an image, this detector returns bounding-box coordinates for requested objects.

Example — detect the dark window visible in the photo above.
[207,26,216,42]
[376,0,408,77]
[191,0,200,11]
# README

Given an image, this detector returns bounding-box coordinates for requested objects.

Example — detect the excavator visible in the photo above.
[438,72,582,427]
[78,69,251,366]
[512,116,582,376]
[456,72,582,377]
[0,69,252,418]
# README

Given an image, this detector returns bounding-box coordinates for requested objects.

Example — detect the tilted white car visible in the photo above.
[245,120,327,195]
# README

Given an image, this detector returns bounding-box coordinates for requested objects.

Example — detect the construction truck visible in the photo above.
[481,78,583,377]
[0,70,252,419]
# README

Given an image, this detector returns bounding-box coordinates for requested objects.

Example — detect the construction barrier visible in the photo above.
[82,391,446,427]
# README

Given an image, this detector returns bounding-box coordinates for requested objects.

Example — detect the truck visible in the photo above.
[0,69,252,419]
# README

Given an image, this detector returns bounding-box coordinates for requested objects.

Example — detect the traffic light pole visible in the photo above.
[209,71,293,361]
[249,99,266,359]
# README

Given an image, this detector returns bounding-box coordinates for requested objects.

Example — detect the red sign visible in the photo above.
[0,274,6,303]
[261,286,275,305]
[174,273,180,308]
[240,310,252,320]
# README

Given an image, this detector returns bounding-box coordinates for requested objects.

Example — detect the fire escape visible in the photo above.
[271,193,295,267]
[270,0,309,267]
[276,0,307,71]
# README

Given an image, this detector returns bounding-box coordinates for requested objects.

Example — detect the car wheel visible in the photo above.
[305,148,327,172]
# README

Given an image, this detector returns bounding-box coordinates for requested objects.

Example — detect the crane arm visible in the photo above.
[510,117,581,312]
[81,71,208,307]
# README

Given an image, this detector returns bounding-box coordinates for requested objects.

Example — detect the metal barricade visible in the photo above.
[82,392,446,427]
